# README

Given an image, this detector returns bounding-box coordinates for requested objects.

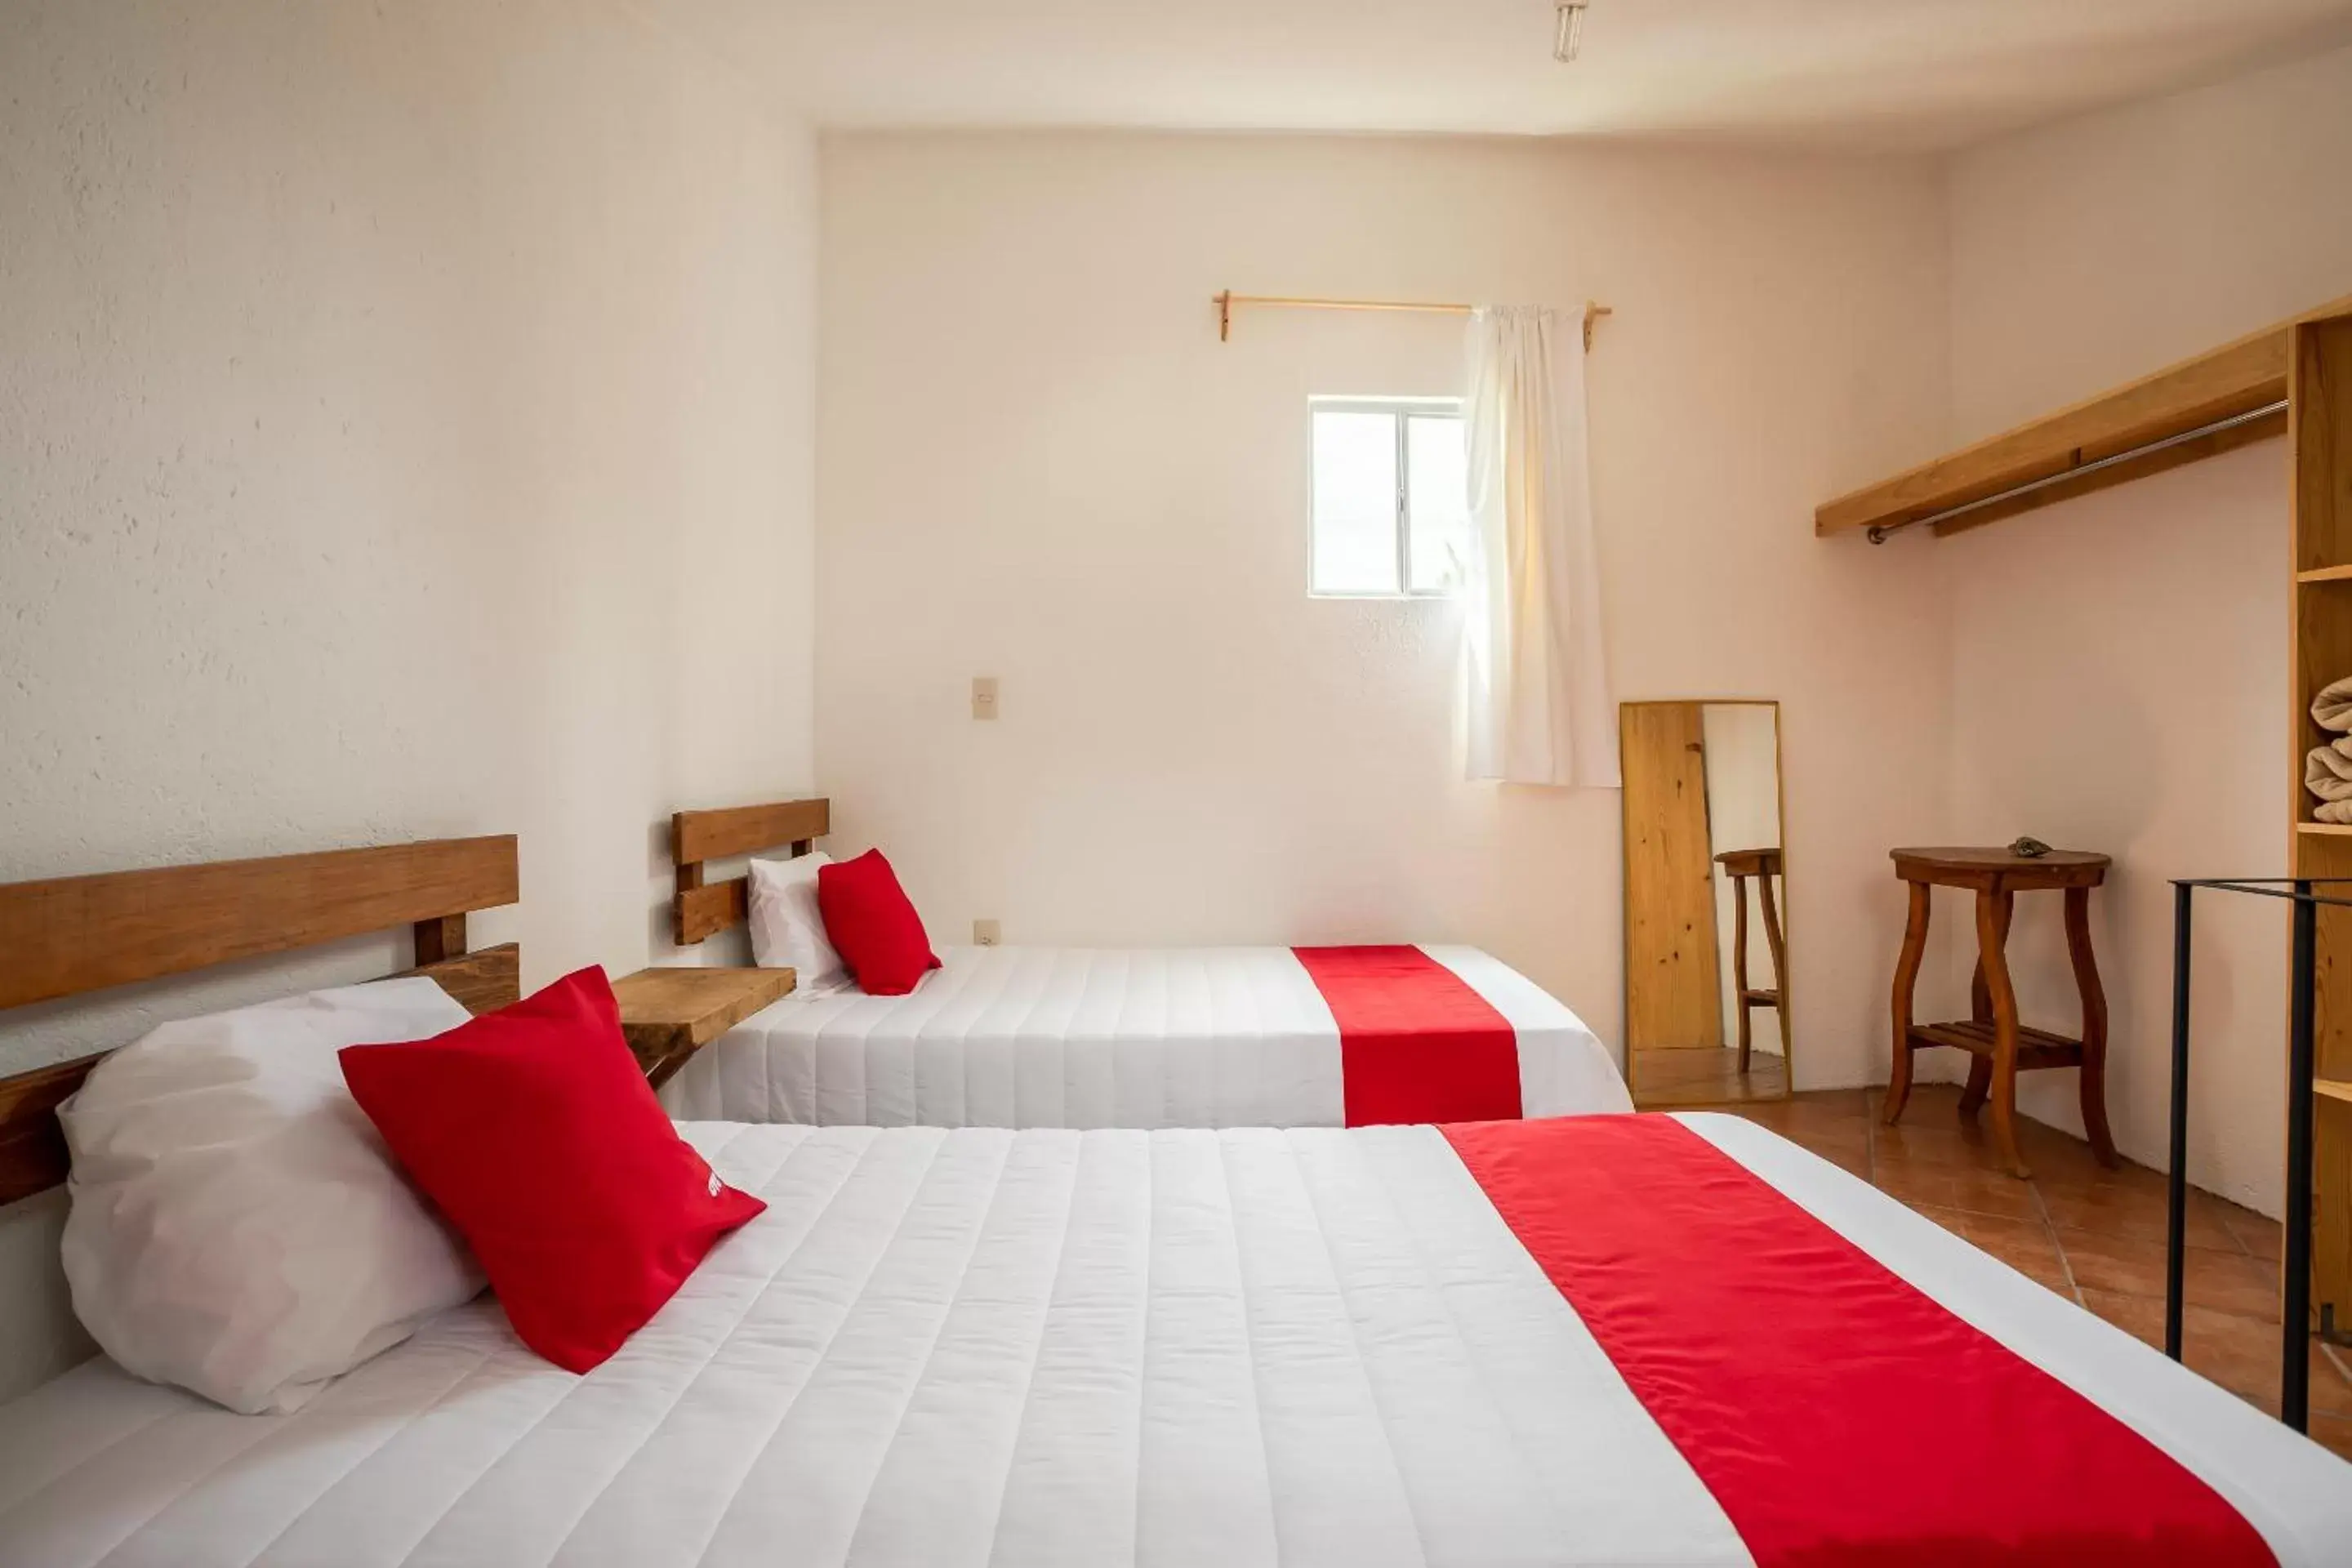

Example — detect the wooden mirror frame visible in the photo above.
[1618,699,1791,1109]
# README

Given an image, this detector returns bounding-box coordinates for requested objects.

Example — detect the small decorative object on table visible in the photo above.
[611,967,795,1089]
[1886,846,2115,1180]
[2010,836,2051,859]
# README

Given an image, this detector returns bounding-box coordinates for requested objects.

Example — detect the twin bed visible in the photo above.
[0,825,2343,1566]
[658,798,1630,1130]
[657,942,1631,1128]
[9,1116,2348,1566]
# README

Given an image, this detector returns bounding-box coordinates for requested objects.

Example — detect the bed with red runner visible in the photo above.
[10,1110,2344,1566]
[1447,1114,2318,1565]
[658,940,1632,1128]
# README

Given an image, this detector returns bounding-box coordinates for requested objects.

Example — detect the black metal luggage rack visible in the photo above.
[2168,877,2348,1435]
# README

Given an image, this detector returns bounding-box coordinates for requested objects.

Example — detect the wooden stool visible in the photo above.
[1886,846,2117,1179]
[1713,848,1788,1073]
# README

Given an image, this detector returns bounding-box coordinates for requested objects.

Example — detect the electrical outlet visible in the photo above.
[971,676,1000,720]
[973,918,1002,947]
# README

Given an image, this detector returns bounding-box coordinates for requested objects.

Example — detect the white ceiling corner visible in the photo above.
[652,0,2352,152]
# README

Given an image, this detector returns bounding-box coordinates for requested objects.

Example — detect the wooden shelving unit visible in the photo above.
[2291,305,2352,1339]
[1823,292,2352,1344]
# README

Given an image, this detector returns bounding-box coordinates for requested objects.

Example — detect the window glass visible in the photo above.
[1309,409,1401,595]
[1406,413,1470,594]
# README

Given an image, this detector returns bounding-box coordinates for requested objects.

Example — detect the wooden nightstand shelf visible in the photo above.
[612,966,795,1089]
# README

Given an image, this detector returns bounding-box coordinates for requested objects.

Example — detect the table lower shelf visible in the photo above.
[1908,1019,2084,1072]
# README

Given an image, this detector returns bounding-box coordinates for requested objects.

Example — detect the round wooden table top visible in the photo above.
[1891,845,2109,888]
[1713,846,1781,875]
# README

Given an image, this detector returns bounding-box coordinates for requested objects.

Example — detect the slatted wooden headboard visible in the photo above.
[0,835,521,1205]
[670,798,830,945]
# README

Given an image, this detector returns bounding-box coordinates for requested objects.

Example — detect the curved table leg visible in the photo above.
[1886,879,1931,1126]
[1760,871,1792,1064]
[1977,887,2031,1179]
[2066,884,2119,1169]
[1958,1055,1994,1118]
[1959,889,2012,1118]
[1731,873,1753,1073]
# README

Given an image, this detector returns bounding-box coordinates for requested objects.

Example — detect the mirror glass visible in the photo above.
[1620,700,1788,1107]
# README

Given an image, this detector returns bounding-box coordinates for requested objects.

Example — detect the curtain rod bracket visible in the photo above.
[1582,301,1612,351]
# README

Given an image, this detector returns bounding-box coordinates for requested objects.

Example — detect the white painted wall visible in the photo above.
[0,0,818,1398]
[817,131,1953,1094]
[1938,42,2352,1214]
[1703,703,1785,1053]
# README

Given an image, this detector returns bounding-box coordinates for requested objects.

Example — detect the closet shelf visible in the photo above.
[2319,1079,2352,1107]
[2299,564,2352,584]
[1817,292,2352,541]
[2296,823,2352,838]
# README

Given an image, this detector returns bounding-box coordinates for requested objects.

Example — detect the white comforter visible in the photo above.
[658,943,1629,1128]
[0,1116,2343,1567]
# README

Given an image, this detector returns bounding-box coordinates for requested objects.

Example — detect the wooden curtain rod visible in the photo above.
[1214,292,1615,350]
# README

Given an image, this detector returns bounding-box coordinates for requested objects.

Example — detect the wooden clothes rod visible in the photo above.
[1863,398,2292,544]
[1215,292,1615,350]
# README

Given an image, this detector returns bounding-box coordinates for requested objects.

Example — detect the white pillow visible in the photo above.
[747,851,848,991]
[58,977,484,1414]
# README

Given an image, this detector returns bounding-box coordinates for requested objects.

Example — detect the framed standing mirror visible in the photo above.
[1619,699,1790,1107]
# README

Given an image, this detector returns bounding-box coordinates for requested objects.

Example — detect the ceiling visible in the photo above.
[656,0,2352,152]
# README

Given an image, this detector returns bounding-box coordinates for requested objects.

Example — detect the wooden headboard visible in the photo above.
[671,798,830,945]
[0,835,521,1205]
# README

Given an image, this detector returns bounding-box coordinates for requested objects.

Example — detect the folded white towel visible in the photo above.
[2318,799,2352,825]
[2314,676,2352,734]
[2307,740,2352,802]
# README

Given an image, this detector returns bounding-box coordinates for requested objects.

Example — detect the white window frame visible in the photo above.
[1307,396,1467,600]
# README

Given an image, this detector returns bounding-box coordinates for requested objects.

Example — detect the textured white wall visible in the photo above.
[1940,42,2352,1214]
[0,0,818,1396]
[816,132,1953,1094]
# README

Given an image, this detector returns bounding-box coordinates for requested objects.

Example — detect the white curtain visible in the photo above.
[1462,305,1618,788]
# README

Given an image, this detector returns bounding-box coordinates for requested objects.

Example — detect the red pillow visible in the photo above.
[339,966,764,1374]
[817,849,941,995]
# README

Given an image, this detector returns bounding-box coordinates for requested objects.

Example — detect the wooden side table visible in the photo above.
[612,967,795,1089]
[1886,847,2116,1179]
[1713,848,1788,1073]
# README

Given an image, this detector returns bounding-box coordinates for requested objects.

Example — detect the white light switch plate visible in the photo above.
[972,676,1000,720]
[973,919,1002,947]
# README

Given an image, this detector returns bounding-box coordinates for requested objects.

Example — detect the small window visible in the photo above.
[1309,399,1470,597]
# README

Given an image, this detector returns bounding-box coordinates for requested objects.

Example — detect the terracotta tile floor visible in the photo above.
[1719,1084,2352,1462]
[1632,1047,1789,1108]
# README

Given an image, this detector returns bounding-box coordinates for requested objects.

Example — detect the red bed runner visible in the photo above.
[1441,1115,2274,1568]
[1293,945,1521,1127]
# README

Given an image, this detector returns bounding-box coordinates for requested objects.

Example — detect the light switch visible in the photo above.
[972,676,1000,720]
[973,918,1002,947]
